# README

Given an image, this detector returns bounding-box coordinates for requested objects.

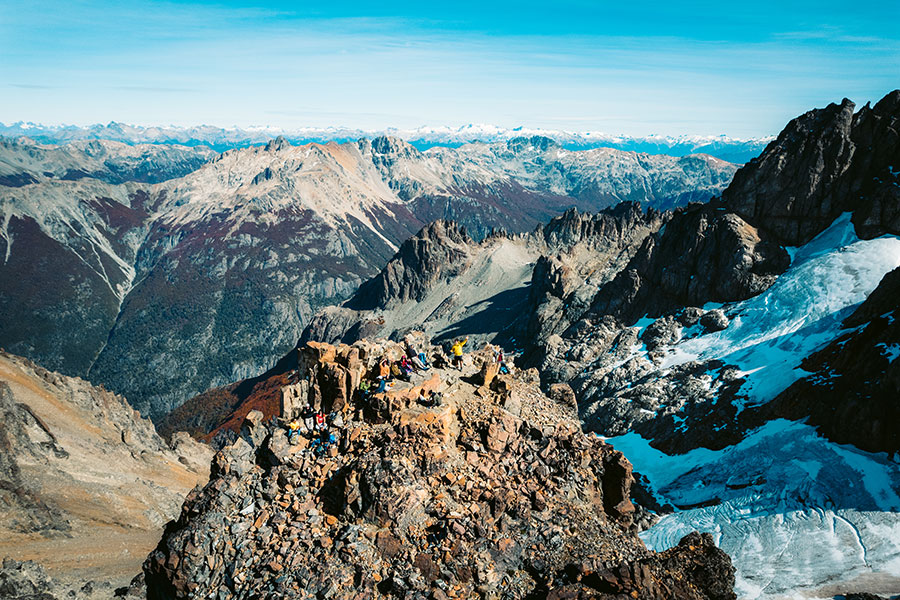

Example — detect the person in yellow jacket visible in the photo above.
[287,419,302,445]
[450,337,468,370]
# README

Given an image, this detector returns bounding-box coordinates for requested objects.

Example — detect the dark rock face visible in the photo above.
[723,98,857,245]
[586,204,790,325]
[519,203,667,347]
[757,266,900,454]
[347,220,473,311]
[144,340,735,600]
[724,91,900,245]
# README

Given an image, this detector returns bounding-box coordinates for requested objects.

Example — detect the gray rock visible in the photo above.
[700,309,729,333]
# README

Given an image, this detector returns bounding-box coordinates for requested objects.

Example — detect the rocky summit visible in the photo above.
[144,338,735,600]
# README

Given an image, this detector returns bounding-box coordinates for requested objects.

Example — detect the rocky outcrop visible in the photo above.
[757,266,900,454]
[347,220,474,311]
[301,306,386,347]
[144,339,735,600]
[0,351,212,592]
[520,203,667,346]
[585,203,790,325]
[724,91,900,245]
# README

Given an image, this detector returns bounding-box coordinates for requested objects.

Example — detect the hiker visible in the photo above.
[287,418,302,445]
[427,521,448,546]
[302,404,315,433]
[407,343,430,371]
[416,388,443,408]
[422,389,443,407]
[314,409,326,432]
[323,428,337,446]
[451,337,468,370]
[379,358,391,379]
[375,375,388,393]
[497,349,510,374]
[400,356,414,378]
[391,360,409,382]
[311,428,336,456]
[359,379,371,401]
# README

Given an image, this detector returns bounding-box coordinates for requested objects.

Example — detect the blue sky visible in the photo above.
[1,0,898,137]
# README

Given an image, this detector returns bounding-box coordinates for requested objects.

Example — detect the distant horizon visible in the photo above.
[2,1,898,138]
[0,119,779,141]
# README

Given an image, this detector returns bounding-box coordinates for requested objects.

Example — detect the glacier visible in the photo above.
[605,214,900,599]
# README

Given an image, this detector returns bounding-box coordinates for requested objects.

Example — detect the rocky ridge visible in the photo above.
[527,90,900,452]
[347,220,475,311]
[145,338,735,600]
[302,202,666,349]
[0,136,213,187]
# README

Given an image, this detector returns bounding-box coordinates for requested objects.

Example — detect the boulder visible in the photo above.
[548,383,577,408]
[479,360,500,388]
[700,309,729,333]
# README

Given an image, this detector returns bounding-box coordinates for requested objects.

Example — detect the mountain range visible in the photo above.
[0,134,736,420]
[0,121,770,163]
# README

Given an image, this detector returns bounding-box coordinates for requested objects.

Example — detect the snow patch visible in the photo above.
[649,214,900,407]
[876,343,900,363]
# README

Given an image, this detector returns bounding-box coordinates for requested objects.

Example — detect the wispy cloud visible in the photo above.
[8,83,57,90]
[111,85,200,93]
